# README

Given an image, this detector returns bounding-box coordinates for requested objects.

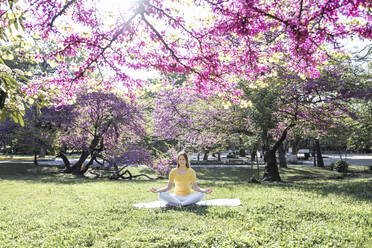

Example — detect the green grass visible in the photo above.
[0,163,371,248]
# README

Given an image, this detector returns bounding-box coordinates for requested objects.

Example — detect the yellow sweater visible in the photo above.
[169,168,196,196]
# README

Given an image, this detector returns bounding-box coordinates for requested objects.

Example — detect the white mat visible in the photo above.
[133,198,241,208]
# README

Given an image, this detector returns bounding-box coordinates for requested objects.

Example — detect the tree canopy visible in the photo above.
[13,0,371,101]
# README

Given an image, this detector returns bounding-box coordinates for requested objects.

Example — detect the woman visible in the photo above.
[151,151,212,207]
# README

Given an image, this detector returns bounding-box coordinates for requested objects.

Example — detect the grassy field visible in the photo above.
[0,163,371,248]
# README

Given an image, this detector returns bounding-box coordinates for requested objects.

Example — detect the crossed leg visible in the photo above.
[159,192,204,206]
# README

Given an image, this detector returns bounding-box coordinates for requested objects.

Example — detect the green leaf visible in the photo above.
[0,57,5,64]
[13,19,18,31]
[1,78,8,88]
[0,90,6,109]
[19,104,26,116]
[2,78,11,88]
[19,16,25,31]
[0,31,9,42]
[19,75,28,81]
[17,112,24,127]
[0,110,7,122]
[4,75,17,85]
[11,113,18,123]
[7,22,12,35]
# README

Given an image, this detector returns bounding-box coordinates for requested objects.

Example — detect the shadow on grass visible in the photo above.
[0,163,158,185]
[195,166,372,203]
[279,166,371,181]
[159,204,209,216]
[2,163,371,202]
[272,179,372,203]
[265,167,372,202]
[279,166,336,181]
[194,167,255,182]
[0,163,92,184]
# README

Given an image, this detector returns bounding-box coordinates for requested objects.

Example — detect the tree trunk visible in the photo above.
[239,148,246,157]
[197,153,200,161]
[250,149,256,164]
[291,135,300,155]
[315,139,324,167]
[278,142,287,168]
[313,142,317,166]
[39,146,46,158]
[239,138,245,157]
[34,152,38,166]
[81,156,95,174]
[263,150,281,181]
[217,152,221,161]
[263,124,294,182]
[256,150,260,178]
[70,137,100,174]
[70,150,90,174]
[57,152,71,170]
[203,150,209,161]
[111,163,121,179]
[249,148,256,180]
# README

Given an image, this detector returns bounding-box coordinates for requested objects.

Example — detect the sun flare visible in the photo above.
[97,0,138,16]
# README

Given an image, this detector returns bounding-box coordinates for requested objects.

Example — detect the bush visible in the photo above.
[369,165,372,173]
[329,162,335,170]
[333,160,349,173]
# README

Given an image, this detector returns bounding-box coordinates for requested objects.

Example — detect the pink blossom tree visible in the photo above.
[256,64,371,181]
[48,91,150,176]
[153,86,247,155]
[1,0,370,180]
[153,62,370,181]
[14,0,370,101]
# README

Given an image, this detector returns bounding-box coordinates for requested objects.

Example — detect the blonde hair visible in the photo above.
[177,151,190,168]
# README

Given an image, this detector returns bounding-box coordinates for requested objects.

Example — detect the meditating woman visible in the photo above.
[150,151,212,206]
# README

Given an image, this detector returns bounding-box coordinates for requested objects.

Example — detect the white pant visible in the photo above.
[159,192,204,206]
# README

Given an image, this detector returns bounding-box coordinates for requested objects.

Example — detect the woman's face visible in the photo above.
[178,155,187,168]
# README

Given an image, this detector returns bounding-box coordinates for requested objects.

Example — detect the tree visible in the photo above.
[347,100,372,153]
[15,0,370,102]
[0,0,32,123]
[0,117,17,153]
[2,0,370,181]
[11,105,57,164]
[153,86,250,156]
[48,91,149,176]
[236,60,371,181]
[0,104,58,162]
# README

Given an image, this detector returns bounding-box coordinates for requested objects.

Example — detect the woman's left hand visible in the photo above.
[204,188,213,194]
[150,187,158,193]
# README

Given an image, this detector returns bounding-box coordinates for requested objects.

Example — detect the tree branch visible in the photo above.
[272,123,295,152]
[48,0,77,28]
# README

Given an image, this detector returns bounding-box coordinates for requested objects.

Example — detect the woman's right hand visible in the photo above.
[150,187,158,193]
[204,188,213,194]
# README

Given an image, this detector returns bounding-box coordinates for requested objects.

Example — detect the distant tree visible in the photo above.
[347,101,372,153]
[0,105,58,163]
[13,106,57,164]
[153,86,249,156]
[257,65,370,181]
[49,91,151,176]
[0,117,17,153]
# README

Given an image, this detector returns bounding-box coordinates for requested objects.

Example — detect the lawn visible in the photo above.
[0,163,371,248]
